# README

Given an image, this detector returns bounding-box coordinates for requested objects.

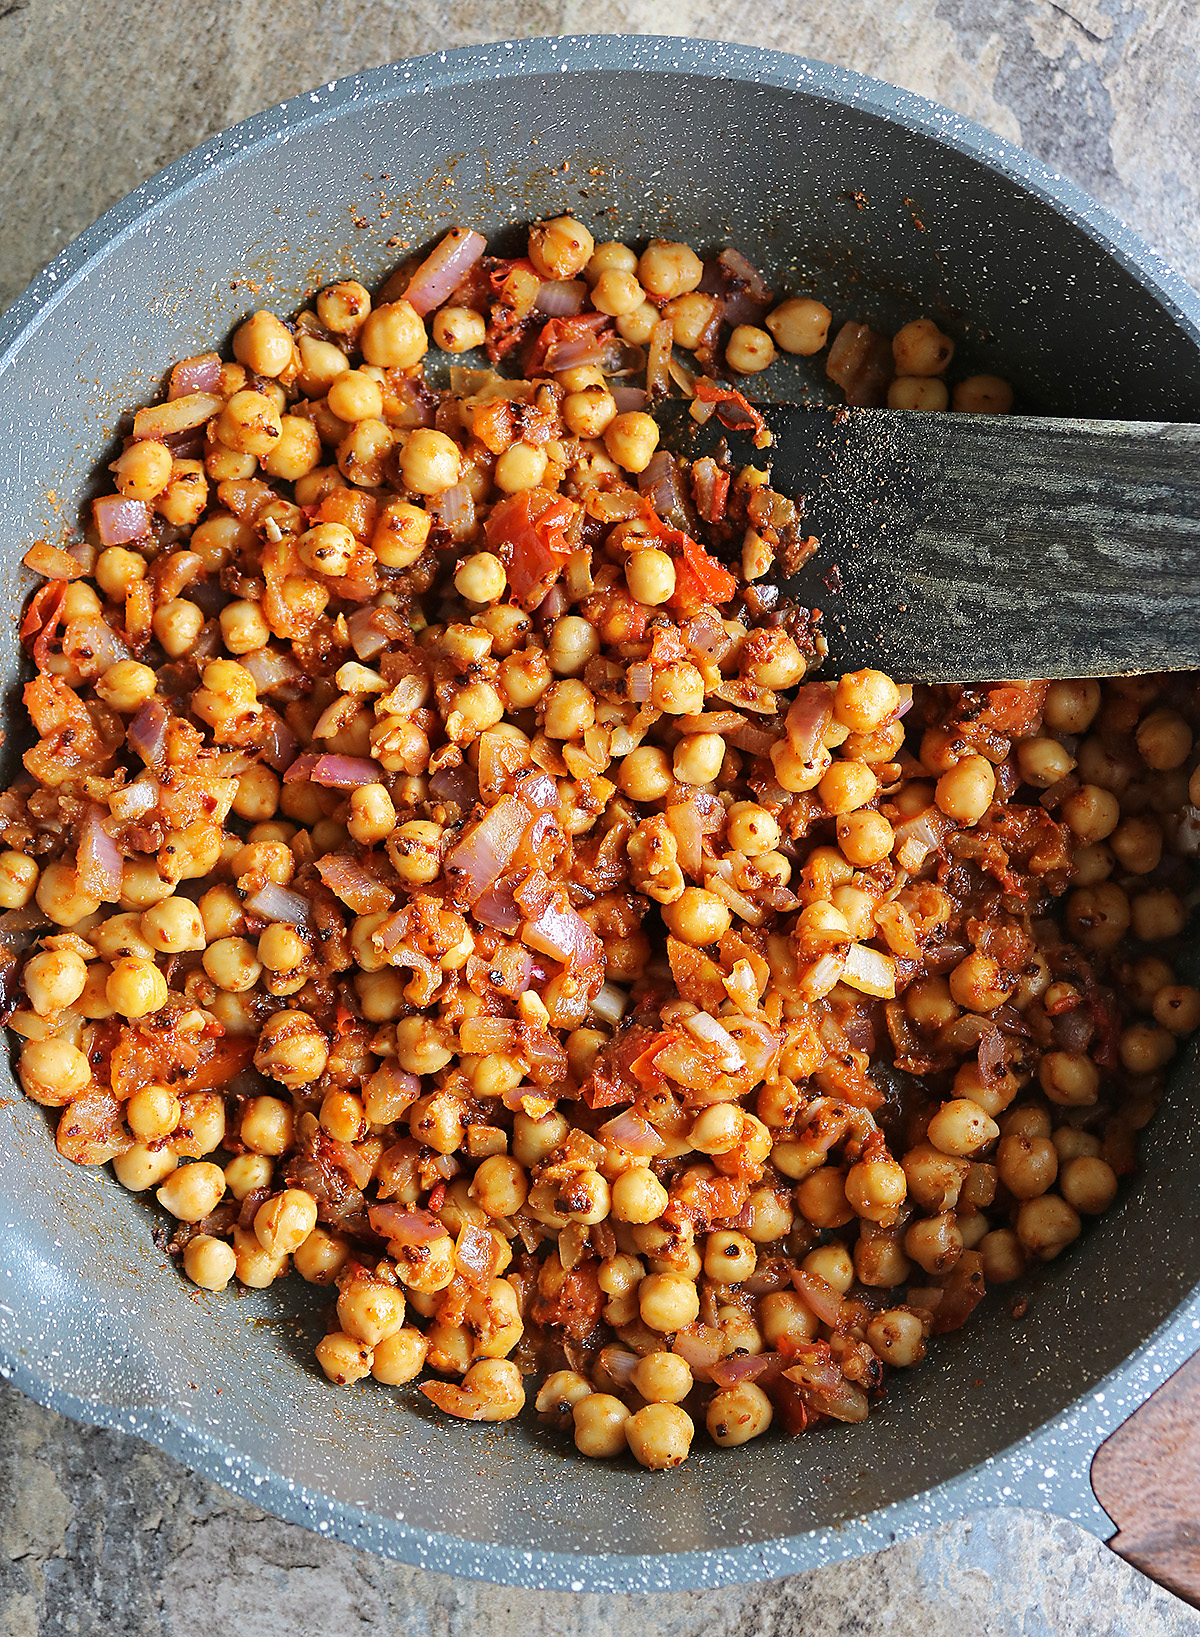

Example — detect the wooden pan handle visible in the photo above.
[1092,1348,1200,1606]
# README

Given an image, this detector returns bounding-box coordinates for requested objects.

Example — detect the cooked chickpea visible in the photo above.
[215,389,282,457]
[836,809,894,867]
[948,951,1012,1015]
[348,784,397,847]
[371,1328,429,1385]
[202,936,262,993]
[953,374,1014,413]
[156,1161,225,1223]
[1120,1020,1176,1073]
[95,545,147,601]
[432,305,487,353]
[888,376,948,411]
[844,1157,908,1220]
[662,886,732,947]
[1016,1193,1081,1259]
[1059,1155,1119,1214]
[18,1038,91,1106]
[638,1272,700,1333]
[766,297,832,355]
[819,759,878,814]
[905,1212,963,1275]
[22,948,87,1016]
[893,318,954,376]
[151,598,204,658]
[625,548,677,606]
[470,1155,529,1219]
[224,1153,273,1201]
[726,324,777,374]
[528,215,594,280]
[400,427,461,494]
[115,439,173,500]
[604,411,660,475]
[240,1095,295,1157]
[127,1084,181,1141]
[703,1230,757,1283]
[542,678,595,741]
[336,1273,406,1346]
[573,1393,630,1459]
[105,955,167,1019]
[979,1228,1026,1283]
[0,852,38,910]
[1153,985,1200,1035]
[113,1143,178,1192]
[651,660,705,716]
[454,552,506,604]
[360,300,428,369]
[626,1402,693,1469]
[936,755,996,823]
[795,1166,854,1228]
[673,733,725,786]
[182,1235,237,1292]
[315,1331,374,1385]
[867,1309,927,1368]
[233,310,294,377]
[254,1010,329,1089]
[1131,887,1186,943]
[638,240,703,300]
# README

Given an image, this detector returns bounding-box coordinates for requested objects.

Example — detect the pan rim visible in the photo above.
[2,32,1199,1593]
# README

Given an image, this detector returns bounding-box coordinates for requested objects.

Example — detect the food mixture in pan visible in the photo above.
[7,217,1199,1470]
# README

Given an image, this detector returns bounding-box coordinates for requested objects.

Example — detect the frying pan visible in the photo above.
[2,33,1200,1599]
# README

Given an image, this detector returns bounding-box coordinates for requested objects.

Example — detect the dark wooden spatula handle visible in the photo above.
[1092,1348,1200,1606]
[659,405,1200,683]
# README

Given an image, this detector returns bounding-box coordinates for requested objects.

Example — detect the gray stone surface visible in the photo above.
[1,2,1199,1632]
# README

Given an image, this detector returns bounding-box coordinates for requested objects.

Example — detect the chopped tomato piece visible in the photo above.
[485,489,580,608]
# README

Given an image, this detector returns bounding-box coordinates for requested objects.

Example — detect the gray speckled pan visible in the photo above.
[1,34,1199,1596]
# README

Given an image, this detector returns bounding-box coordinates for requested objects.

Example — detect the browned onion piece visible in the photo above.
[76,805,123,903]
[707,1351,782,1390]
[93,495,152,547]
[534,279,587,316]
[369,1204,445,1244]
[315,854,395,915]
[826,321,894,408]
[241,647,304,691]
[785,682,834,761]
[126,700,169,769]
[596,1109,665,1156]
[283,752,381,788]
[443,794,530,906]
[244,882,313,929]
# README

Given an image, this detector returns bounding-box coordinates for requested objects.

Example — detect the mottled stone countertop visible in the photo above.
[2,4,1199,1634]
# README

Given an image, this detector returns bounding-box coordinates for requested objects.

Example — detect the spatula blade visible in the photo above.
[659,403,1200,682]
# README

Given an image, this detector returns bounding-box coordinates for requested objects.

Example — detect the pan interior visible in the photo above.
[2,42,1199,1573]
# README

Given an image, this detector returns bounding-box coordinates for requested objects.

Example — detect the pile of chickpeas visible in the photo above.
[7,212,1200,1472]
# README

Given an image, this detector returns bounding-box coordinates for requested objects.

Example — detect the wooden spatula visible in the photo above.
[658,403,1200,683]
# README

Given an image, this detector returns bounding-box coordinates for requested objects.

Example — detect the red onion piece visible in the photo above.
[516,770,559,815]
[521,895,604,974]
[665,802,703,878]
[93,496,151,547]
[1053,1007,1095,1053]
[671,1323,725,1379]
[646,318,672,399]
[443,794,530,906]
[638,450,691,533]
[977,1024,1006,1086]
[241,647,304,692]
[627,662,653,703]
[169,353,221,398]
[345,608,390,662]
[387,376,438,429]
[76,805,124,902]
[244,882,313,929]
[127,700,169,769]
[786,683,834,761]
[611,385,648,412]
[718,247,773,305]
[428,762,479,810]
[63,616,132,676]
[369,1205,446,1245]
[783,1351,869,1423]
[108,779,159,823]
[708,1352,782,1390]
[458,1016,519,1054]
[534,581,569,625]
[284,752,381,788]
[599,1346,640,1387]
[534,279,587,316]
[454,1221,501,1289]
[403,227,488,317]
[827,321,894,408]
[596,1109,665,1157]
[259,710,299,773]
[793,1270,845,1327]
[472,878,521,934]
[315,853,394,914]
[426,483,475,542]
[544,332,606,372]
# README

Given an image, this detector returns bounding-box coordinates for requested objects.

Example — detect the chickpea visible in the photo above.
[638,1272,700,1333]
[618,744,674,802]
[662,886,731,947]
[626,1402,694,1470]
[836,809,894,867]
[867,1309,927,1368]
[348,784,397,847]
[609,1166,668,1225]
[183,1235,237,1292]
[495,441,548,492]
[105,955,167,1019]
[35,861,100,927]
[904,1212,963,1275]
[673,733,725,786]
[542,678,595,741]
[802,1244,855,1293]
[95,545,147,601]
[844,1157,907,1220]
[725,802,781,857]
[573,1393,630,1459]
[638,240,703,301]
[616,301,661,344]
[953,375,1014,414]
[360,300,427,369]
[254,1009,329,1089]
[454,552,506,604]
[586,241,637,281]
[1062,784,1120,843]
[901,1143,970,1211]
[23,948,88,1016]
[1110,814,1163,876]
[1120,1020,1176,1074]
[760,1289,819,1349]
[0,852,38,910]
[1016,1193,1081,1259]
[819,759,878,814]
[1059,1155,1119,1214]
[888,376,948,411]
[562,385,618,439]
[528,215,594,280]
[1154,985,1200,1035]
[591,269,645,317]
[1131,887,1186,943]
[625,547,677,607]
[156,1161,226,1223]
[202,936,262,993]
[1038,1051,1100,1107]
[224,1153,273,1201]
[336,1274,407,1347]
[892,317,954,376]
[400,427,461,495]
[1043,679,1101,734]
[548,615,600,678]
[18,1037,91,1106]
[997,1133,1058,1199]
[371,1328,429,1385]
[604,411,660,475]
[703,1230,757,1284]
[936,755,996,823]
[127,1084,181,1141]
[215,389,282,457]
[795,1166,854,1229]
[232,310,294,377]
[432,305,487,353]
[726,324,777,374]
[949,951,1012,1015]
[1136,708,1192,770]
[315,1331,374,1385]
[766,297,832,356]
[151,597,204,659]
[114,438,173,501]
[1066,882,1130,951]
[113,1143,177,1192]
[470,1155,529,1219]
[240,1094,295,1156]
[979,1227,1026,1283]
